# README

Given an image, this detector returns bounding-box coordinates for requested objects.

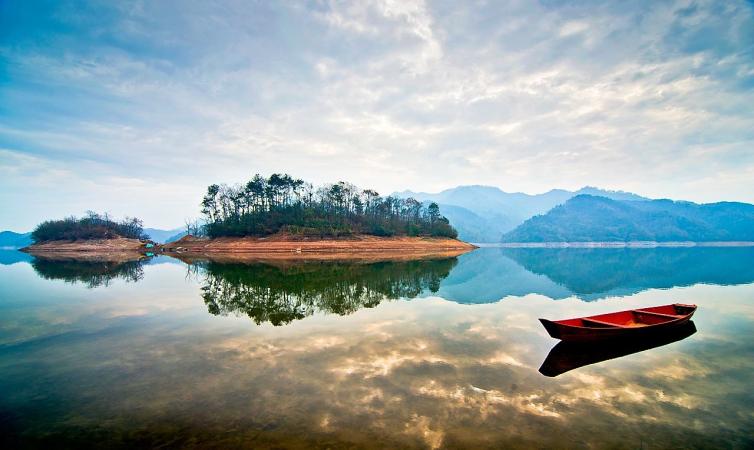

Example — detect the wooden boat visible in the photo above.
[539,321,697,377]
[539,303,697,342]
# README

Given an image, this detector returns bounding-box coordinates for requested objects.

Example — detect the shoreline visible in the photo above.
[21,235,477,261]
[485,241,754,248]
[168,251,468,265]
[21,238,148,254]
[160,235,476,261]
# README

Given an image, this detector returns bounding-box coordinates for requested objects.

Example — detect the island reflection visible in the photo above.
[502,247,754,296]
[438,246,754,303]
[193,258,457,325]
[23,246,754,304]
[3,251,754,448]
[30,256,147,288]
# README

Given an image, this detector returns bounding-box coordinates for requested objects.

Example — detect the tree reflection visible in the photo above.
[194,258,457,325]
[31,257,146,288]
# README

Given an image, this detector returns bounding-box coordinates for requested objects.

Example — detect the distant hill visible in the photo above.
[0,231,33,249]
[417,204,515,244]
[143,227,185,243]
[502,195,754,242]
[163,230,188,243]
[395,185,647,242]
[2,227,185,246]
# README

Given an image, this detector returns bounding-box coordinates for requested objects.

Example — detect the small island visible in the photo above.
[22,174,476,261]
[165,173,474,260]
[20,212,153,260]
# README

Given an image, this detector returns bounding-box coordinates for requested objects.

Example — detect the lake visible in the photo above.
[1,247,753,448]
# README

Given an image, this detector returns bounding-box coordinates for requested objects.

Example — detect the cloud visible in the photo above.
[1,0,753,229]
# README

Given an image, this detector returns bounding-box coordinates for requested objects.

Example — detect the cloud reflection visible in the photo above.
[2,292,752,448]
[2,254,754,448]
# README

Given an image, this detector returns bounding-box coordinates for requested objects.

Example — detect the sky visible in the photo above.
[1,0,753,231]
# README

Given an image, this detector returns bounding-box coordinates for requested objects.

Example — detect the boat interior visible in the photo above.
[561,304,696,329]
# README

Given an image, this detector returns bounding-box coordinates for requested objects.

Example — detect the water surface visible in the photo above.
[1,248,752,448]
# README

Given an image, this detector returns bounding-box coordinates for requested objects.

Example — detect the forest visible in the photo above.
[31,212,147,243]
[200,173,457,238]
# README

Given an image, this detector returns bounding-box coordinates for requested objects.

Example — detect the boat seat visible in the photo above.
[581,318,622,328]
[633,310,682,319]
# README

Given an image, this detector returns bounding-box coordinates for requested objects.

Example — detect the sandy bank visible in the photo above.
[160,235,476,261]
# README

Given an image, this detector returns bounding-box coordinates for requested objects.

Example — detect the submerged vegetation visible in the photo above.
[31,211,147,243]
[200,173,457,238]
[194,258,456,326]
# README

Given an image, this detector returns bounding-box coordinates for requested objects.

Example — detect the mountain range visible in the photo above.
[394,185,646,242]
[0,231,32,249]
[4,185,753,246]
[143,228,187,244]
[502,195,754,243]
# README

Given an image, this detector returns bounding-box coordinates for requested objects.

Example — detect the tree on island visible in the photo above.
[199,173,458,238]
[31,211,148,243]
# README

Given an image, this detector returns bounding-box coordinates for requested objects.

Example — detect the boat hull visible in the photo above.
[540,303,697,342]
[539,321,697,377]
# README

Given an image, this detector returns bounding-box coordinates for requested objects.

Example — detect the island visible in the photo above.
[21,174,476,261]
[20,212,153,260]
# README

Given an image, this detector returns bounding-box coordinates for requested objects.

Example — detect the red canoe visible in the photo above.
[539,303,697,342]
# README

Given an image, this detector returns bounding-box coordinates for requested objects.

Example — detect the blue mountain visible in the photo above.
[502,195,754,242]
[1,228,186,246]
[0,231,33,249]
[143,227,186,243]
[395,185,647,242]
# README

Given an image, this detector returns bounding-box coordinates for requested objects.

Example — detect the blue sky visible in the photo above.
[1,0,753,230]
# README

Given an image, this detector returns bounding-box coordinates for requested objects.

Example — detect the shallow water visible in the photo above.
[1,247,753,448]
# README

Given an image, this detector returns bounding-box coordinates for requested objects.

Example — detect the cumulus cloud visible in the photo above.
[1,0,753,229]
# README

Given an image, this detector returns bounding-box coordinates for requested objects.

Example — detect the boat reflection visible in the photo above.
[539,321,697,377]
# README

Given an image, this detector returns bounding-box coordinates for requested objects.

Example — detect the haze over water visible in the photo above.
[1,247,753,448]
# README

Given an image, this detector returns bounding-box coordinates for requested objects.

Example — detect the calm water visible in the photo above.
[1,248,753,448]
